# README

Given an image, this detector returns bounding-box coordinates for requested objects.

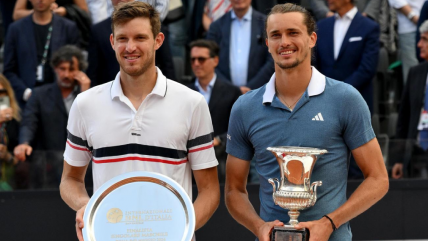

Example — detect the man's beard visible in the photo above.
[120,50,155,77]
[57,78,75,89]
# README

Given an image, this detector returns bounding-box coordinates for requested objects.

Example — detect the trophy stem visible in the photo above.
[288,210,300,225]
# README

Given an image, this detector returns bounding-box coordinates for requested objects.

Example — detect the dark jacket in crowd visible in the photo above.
[206,9,274,89]
[19,83,77,151]
[3,14,79,106]
[315,12,380,113]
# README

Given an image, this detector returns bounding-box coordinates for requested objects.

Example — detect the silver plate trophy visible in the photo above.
[82,171,195,241]
[267,146,327,241]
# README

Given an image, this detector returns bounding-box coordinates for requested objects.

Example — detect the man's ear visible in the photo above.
[309,32,317,48]
[154,32,165,51]
[110,33,115,50]
[213,56,219,67]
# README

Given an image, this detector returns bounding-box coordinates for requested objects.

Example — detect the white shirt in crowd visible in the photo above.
[388,0,426,34]
[334,7,358,60]
[86,0,109,24]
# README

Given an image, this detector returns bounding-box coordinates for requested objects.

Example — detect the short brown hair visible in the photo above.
[265,3,317,37]
[111,1,161,38]
[189,39,220,58]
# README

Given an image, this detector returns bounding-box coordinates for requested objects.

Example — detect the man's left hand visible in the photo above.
[294,217,334,241]
[74,71,91,92]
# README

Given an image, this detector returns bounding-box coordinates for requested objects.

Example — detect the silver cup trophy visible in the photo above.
[267,146,327,241]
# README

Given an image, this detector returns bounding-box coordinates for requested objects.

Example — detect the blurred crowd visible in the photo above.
[0,0,427,190]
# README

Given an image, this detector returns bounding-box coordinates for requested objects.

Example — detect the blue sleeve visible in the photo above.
[226,97,254,161]
[340,85,375,150]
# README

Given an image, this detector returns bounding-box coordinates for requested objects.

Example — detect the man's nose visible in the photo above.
[126,39,136,52]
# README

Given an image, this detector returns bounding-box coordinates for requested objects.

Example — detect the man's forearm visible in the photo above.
[225,188,265,236]
[327,175,389,228]
[193,184,220,230]
[60,177,90,211]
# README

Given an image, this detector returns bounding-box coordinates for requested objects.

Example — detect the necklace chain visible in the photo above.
[275,88,304,111]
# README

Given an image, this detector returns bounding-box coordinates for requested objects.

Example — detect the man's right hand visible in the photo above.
[76,204,87,241]
[14,144,32,161]
[256,220,284,241]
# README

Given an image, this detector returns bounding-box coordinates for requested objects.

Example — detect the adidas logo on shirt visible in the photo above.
[312,113,324,121]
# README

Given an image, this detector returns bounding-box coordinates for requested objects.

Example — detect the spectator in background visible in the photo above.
[13,0,91,48]
[392,20,428,179]
[13,45,90,188]
[186,39,241,182]
[4,0,80,108]
[0,74,28,190]
[416,0,428,62]
[311,0,382,21]
[389,0,425,84]
[202,0,232,31]
[315,0,380,113]
[207,0,274,94]
[87,0,175,86]
[315,0,380,179]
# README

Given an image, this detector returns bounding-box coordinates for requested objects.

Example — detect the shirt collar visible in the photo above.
[110,67,167,100]
[262,67,326,104]
[334,6,358,20]
[195,73,217,90]
[231,6,252,21]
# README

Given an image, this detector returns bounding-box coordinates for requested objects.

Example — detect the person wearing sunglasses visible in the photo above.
[186,39,241,182]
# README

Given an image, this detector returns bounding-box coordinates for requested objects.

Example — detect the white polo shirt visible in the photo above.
[64,68,218,200]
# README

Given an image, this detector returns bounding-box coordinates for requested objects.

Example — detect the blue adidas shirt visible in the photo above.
[226,67,375,241]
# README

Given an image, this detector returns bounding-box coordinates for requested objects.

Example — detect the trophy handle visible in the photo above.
[268,178,280,204]
[268,178,280,192]
[310,181,322,195]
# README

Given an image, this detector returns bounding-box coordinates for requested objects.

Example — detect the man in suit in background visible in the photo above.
[392,20,428,179]
[207,0,274,94]
[14,45,90,163]
[315,0,380,113]
[3,0,79,107]
[87,0,175,86]
[187,39,241,182]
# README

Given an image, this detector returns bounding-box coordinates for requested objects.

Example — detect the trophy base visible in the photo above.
[271,225,309,241]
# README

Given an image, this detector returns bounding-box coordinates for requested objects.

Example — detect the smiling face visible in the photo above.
[110,17,163,77]
[265,12,316,70]
[190,47,218,80]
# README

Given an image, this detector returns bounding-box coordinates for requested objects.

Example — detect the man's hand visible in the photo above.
[76,204,88,241]
[326,11,335,17]
[391,163,403,179]
[240,86,251,94]
[213,137,221,146]
[256,220,284,241]
[74,71,91,92]
[0,107,13,123]
[14,143,33,161]
[294,217,334,241]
